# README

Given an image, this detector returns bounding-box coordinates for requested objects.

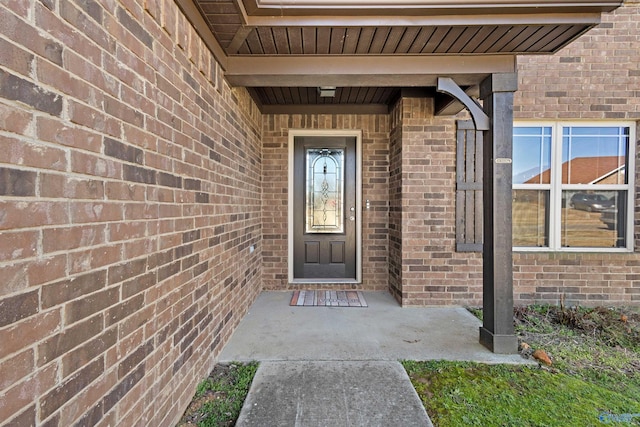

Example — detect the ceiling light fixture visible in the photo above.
[318,86,336,97]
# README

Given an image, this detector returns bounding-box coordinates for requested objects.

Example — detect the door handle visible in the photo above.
[349,206,355,221]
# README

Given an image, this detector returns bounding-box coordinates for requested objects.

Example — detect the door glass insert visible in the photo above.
[306,148,344,233]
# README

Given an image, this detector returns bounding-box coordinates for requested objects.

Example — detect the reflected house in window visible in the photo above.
[512,122,632,250]
[524,156,626,185]
[514,154,628,248]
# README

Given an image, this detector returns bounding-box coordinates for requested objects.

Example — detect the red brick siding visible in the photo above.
[389,99,404,302]
[389,84,640,308]
[0,1,261,426]
[387,0,640,307]
[2,1,639,425]
[261,114,390,291]
[515,1,640,121]
[512,0,640,306]
[514,253,640,305]
[390,98,484,306]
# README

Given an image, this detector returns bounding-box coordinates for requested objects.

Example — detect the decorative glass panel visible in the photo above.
[562,127,628,185]
[305,148,344,233]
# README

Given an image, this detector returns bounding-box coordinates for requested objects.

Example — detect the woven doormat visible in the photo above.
[290,290,368,307]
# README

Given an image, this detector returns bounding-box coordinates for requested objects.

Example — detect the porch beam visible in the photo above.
[225,55,516,87]
[479,73,518,354]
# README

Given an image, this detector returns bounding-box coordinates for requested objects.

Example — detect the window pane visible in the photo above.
[513,127,552,184]
[562,127,629,184]
[513,190,549,247]
[562,191,626,248]
[305,148,344,233]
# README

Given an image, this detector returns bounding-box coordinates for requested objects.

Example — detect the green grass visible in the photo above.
[404,305,640,426]
[402,360,640,426]
[176,361,259,427]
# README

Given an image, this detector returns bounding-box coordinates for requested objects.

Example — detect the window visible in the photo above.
[513,123,635,251]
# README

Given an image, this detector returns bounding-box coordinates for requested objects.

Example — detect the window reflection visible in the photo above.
[513,190,549,247]
[513,127,552,184]
[562,191,626,248]
[512,124,631,251]
[513,127,551,248]
[562,127,628,185]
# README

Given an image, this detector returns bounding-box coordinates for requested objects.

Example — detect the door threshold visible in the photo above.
[290,279,360,285]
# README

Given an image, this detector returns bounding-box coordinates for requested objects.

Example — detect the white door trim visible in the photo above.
[288,129,363,284]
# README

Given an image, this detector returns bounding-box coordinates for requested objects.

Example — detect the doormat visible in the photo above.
[290,290,368,307]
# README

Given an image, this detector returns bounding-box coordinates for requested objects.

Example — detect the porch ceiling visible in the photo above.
[181,0,622,113]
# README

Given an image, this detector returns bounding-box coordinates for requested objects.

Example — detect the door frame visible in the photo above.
[288,129,363,284]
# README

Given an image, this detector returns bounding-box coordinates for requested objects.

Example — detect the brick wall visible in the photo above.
[0,1,262,426]
[261,114,390,291]
[512,0,640,305]
[389,97,484,306]
[2,1,639,424]
[515,0,640,121]
[258,2,640,307]
[389,99,403,302]
[514,253,640,305]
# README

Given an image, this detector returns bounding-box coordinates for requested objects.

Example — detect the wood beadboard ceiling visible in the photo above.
[185,0,622,113]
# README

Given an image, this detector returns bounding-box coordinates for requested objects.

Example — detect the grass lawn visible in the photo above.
[403,305,640,426]
[176,361,258,427]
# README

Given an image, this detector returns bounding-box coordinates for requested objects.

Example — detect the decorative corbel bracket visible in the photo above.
[436,77,490,131]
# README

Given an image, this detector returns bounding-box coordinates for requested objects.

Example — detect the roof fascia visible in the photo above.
[243,0,622,15]
[225,55,516,87]
[589,164,625,185]
[243,12,603,27]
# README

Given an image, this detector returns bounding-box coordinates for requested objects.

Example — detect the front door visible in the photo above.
[293,136,357,280]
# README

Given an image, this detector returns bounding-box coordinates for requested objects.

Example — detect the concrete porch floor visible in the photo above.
[225,291,530,426]
[220,291,526,364]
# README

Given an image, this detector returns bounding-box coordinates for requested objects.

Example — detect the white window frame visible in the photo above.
[513,121,636,253]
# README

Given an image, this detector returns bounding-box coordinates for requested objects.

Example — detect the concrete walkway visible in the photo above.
[222,291,528,426]
[236,361,432,427]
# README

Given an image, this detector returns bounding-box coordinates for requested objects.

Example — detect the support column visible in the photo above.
[479,73,518,354]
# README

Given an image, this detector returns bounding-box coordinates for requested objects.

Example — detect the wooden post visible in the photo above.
[479,73,518,354]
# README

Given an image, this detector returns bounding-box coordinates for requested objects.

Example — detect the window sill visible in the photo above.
[513,247,634,253]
